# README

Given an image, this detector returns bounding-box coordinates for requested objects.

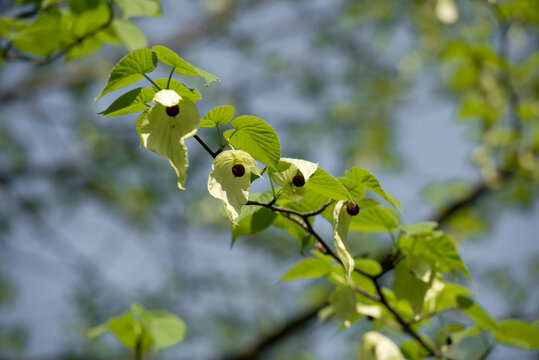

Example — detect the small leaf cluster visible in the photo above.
[0,0,160,66]
[96,47,539,359]
[88,302,186,356]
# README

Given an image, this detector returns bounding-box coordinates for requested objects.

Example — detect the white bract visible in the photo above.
[138,96,200,190]
[270,157,318,205]
[333,200,355,279]
[359,331,404,360]
[153,89,182,107]
[208,150,257,222]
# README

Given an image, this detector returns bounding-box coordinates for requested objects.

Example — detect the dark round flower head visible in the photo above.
[346,202,360,216]
[166,105,180,117]
[231,164,246,177]
[292,174,305,187]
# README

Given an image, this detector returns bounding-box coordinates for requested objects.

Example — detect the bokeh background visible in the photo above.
[1,0,538,359]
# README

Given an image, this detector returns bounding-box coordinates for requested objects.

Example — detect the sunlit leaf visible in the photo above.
[200,105,235,128]
[97,48,157,99]
[306,168,350,201]
[144,311,187,350]
[341,166,402,212]
[116,0,161,18]
[282,257,333,281]
[152,45,220,85]
[113,19,147,50]
[153,78,201,102]
[224,115,281,167]
[100,87,154,116]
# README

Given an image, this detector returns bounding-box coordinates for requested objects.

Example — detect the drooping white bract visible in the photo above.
[333,200,355,279]
[208,150,257,222]
[270,157,318,205]
[359,331,405,360]
[153,89,182,107]
[138,90,200,190]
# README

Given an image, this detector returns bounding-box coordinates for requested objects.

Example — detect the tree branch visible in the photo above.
[221,301,327,360]
[193,134,219,159]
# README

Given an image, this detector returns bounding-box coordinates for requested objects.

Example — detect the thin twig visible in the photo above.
[372,280,441,358]
[193,134,217,158]
[245,200,331,219]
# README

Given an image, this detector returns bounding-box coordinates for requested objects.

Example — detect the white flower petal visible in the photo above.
[153,89,182,107]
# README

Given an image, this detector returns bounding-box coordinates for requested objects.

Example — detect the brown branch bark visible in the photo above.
[220,301,327,360]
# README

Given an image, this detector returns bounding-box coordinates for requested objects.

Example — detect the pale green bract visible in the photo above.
[139,92,200,190]
[333,200,355,279]
[208,150,257,222]
[270,158,318,205]
[359,331,405,360]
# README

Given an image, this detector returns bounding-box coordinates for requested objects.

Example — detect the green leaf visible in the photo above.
[113,19,147,50]
[68,0,99,14]
[9,9,66,57]
[355,259,382,276]
[305,168,351,201]
[281,258,333,281]
[494,319,539,349]
[144,311,187,350]
[398,231,470,278]
[224,115,281,167]
[107,311,140,350]
[139,101,200,189]
[200,105,235,128]
[456,296,497,331]
[87,322,109,339]
[100,87,154,116]
[341,167,403,212]
[65,35,105,60]
[96,48,157,100]
[400,340,429,360]
[430,282,472,312]
[208,150,257,222]
[272,213,308,242]
[329,286,357,321]
[152,45,220,86]
[232,207,275,242]
[360,331,405,360]
[394,257,433,314]
[87,303,186,353]
[349,205,400,232]
[68,2,110,38]
[333,200,355,278]
[116,0,161,18]
[153,78,201,102]
[401,222,438,235]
